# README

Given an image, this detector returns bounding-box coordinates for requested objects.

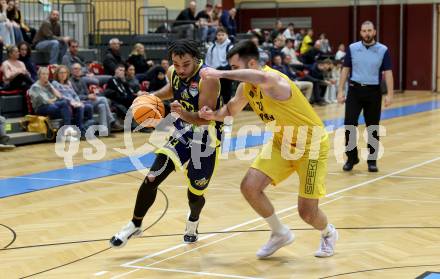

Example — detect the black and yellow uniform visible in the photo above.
[156,61,223,196]
[243,66,329,199]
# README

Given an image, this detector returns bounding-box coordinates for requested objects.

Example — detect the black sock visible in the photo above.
[188,190,205,222]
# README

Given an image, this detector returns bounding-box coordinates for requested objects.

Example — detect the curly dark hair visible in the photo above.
[168,39,201,60]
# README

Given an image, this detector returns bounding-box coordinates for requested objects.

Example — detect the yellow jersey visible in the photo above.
[242,65,327,150]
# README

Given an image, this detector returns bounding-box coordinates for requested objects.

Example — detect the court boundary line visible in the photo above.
[109,156,440,279]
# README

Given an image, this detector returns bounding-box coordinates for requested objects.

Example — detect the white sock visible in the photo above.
[265,213,288,235]
[321,223,334,237]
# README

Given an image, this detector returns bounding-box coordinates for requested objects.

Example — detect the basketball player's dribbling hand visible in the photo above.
[200,68,223,80]
[198,106,215,120]
[337,89,346,104]
[170,100,183,116]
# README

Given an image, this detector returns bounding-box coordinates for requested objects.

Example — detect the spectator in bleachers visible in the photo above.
[335,43,346,61]
[144,65,167,92]
[300,59,332,106]
[160,59,169,72]
[270,20,284,41]
[70,63,122,135]
[250,33,269,66]
[172,0,196,39]
[261,30,273,50]
[281,38,303,70]
[126,64,140,93]
[29,67,77,140]
[269,35,285,61]
[300,40,323,68]
[220,8,237,41]
[323,60,340,104]
[206,27,233,103]
[103,38,124,76]
[1,46,33,90]
[127,43,153,80]
[300,28,314,55]
[52,65,93,138]
[18,42,37,81]
[0,0,16,46]
[282,22,295,40]
[295,28,306,51]
[271,53,296,81]
[104,64,137,119]
[317,33,331,53]
[33,10,69,65]
[0,115,15,150]
[1,0,22,44]
[7,0,35,44]
[212,3,223,22]
[196,2,217,44]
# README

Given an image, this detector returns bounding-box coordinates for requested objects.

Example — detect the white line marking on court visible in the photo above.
[112,197,342,279]
[342,195,440,204]
[0,176,80,182]
[328,172,440,180]
[94,271,108,276]
[125,266,263,279]
[111,156,440,278]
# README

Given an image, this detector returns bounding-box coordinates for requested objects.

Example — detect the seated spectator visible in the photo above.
[18,42,37,81]
[52,65,93,138]
[324,60,341,104]
[317,33,331,53]
[250,33,270,66]
[300,28,314,55]
[205,27,233,103]
[299,59,332,106]
[0,115,15,150]
[269,35,285,61]
[103,38,124,76]
[160,59,169,73]
[261,30,273,50]
[270,20,283,41]
[7,0,34,44]
[172,0,196,39]
[2,0,22,44]
[127,43,153,80]
[104,64,137,119]
[220,8,237,41]
[271,54,296,81]
[281,38,303,70]
[0,0,15,46]
[144,66,167,92]
[33,10,69,64]
[29,67,77,140]
[335,43,346,61]
[196,2,217,43]
[282,22,295,40]
[212,3,223,27]
[295,28,306,51]
[62,39,101,86]
[126,64,140,93]
[70,63,122,135]
[1,45,33,90]
[300,40,323,68]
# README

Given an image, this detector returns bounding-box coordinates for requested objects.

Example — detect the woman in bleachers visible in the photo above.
[29,67,77,140]
[1,46,33,90]
[0,0,15,46]
[7,0,35,44]
[127,43,153,80]
[125,64,140,93]
[18,42,37,81]
[0,0,21,44]
[52,65,93,138]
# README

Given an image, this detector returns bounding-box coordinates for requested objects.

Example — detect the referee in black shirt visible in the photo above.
[338,21,394,172]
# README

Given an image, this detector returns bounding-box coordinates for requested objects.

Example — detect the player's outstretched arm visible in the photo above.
[199,83,248,122]
[151,66,174,101]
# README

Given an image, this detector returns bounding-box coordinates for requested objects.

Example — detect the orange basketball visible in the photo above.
[131,95,165,127]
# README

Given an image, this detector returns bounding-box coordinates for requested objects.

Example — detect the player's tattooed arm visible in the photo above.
[199,83,248,122]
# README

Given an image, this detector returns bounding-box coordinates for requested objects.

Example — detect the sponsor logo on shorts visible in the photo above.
[194,177,209,187]
[305,160,318,194]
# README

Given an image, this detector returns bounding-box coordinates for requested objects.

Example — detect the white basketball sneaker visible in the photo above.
[109,221,142,248]
[183,219,199,243]
[256,228,295,259]
[315,224,338,258]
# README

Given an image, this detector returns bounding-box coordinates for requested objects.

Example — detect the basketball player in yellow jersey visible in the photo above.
[199,40,338,259]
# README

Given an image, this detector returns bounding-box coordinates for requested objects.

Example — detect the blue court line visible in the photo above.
[423,273,440,279]
[1,98,440,198]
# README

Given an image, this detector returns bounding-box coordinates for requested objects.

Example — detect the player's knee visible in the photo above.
[240,179,256,198]
[298,205,318,224]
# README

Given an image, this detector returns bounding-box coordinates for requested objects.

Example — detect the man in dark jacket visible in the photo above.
[172,1,196,39]
[33,10,69,64]
[300,59,332,105]
[103,38,125,76]
[104,64,137,119]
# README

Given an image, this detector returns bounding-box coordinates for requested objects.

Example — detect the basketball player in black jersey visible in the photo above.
[110,40,223,247]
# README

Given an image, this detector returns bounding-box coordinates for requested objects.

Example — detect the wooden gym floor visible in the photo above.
[1,91,440,279]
